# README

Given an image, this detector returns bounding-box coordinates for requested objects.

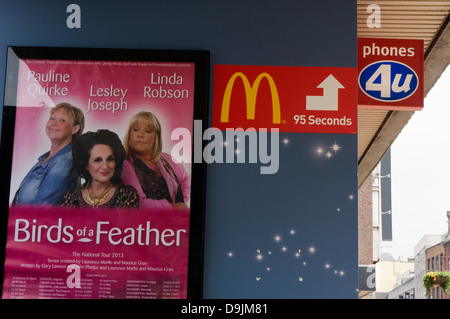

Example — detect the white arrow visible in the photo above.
[306,74,345,111]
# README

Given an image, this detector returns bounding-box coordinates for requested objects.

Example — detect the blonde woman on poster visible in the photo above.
[121,111,190,209]
[12,102,85,206]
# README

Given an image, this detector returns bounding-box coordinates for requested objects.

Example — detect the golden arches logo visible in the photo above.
[221,72,281,124]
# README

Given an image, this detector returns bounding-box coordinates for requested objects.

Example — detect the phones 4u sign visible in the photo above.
[358,38,424,111]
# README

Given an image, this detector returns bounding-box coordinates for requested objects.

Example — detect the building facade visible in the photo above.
[423,212,450,299]
[358,154,450,299]
[414,234,446,299]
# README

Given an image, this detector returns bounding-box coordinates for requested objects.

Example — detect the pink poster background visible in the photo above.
[4,57,196,298]
[2,206,190,299]
[10,59,195,203]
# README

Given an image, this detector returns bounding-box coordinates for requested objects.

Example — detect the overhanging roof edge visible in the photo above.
[358,13,450,188]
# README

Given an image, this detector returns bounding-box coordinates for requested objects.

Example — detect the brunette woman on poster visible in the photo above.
[61,129,139,209]
[121,111,190,209]
[12,103,85,206]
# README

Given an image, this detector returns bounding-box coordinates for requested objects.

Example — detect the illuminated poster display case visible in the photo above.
[0,46,209,299]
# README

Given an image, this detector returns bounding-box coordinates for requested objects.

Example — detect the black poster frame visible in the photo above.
[0,46,209,299]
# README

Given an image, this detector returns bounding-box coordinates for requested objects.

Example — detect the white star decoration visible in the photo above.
[225,139,351,287]
[316,142,342,159]
[330,142,341,153]
[230,229,348,284]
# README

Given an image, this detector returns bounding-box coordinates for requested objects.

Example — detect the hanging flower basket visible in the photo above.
[432,276,448,286]
[423,271,450,296]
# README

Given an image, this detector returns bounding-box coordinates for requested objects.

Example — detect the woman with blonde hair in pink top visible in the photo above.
[121,111,190,209]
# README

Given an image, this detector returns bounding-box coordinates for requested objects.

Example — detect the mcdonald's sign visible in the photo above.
[221,72,281,124]
[212,65,357,134]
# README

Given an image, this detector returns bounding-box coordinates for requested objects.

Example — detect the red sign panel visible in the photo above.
[2,206,190,299]
[212,65,357,134]
[358,38,424,111]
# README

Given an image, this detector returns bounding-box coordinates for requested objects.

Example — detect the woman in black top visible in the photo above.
[62,129,139,209]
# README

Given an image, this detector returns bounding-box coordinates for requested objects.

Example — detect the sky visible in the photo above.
[390,65,450,259]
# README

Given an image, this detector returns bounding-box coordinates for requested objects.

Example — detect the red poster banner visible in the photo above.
[212,65,357,134]
[2,206,189,299]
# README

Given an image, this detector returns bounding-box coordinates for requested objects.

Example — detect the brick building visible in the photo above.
[424,211,450,299]
[358,175,373,266]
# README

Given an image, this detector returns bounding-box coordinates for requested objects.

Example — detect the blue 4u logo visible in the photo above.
[358,61,419,102]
